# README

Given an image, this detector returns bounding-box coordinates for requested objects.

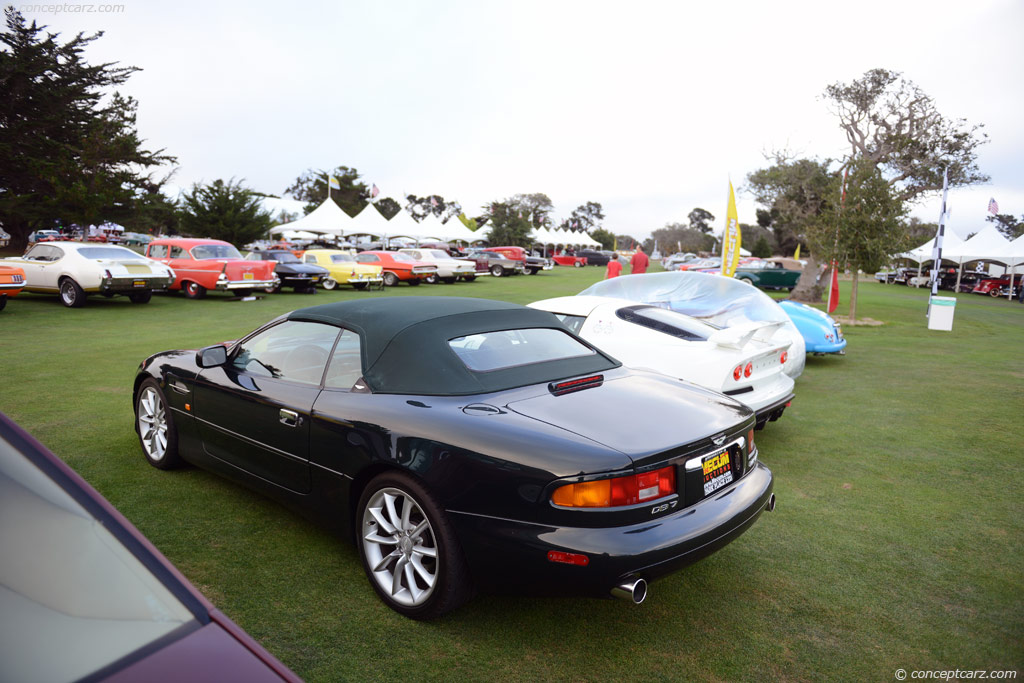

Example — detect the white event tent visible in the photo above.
[268,199,352,240]
[900,225,1018,297]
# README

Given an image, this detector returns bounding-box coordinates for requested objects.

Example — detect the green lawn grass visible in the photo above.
[1,268,1021,681]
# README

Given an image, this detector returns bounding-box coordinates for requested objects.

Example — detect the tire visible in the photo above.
[573,261,583,268]
[183,281,207,299]
[425,273,439,285]
[989,288,1001,298]
[407,278,421,286]
[357,471,472,619]
[382,272,400,287]
[0,295,6,312]
[129,290,153,304]
[322,278,338,290]
[352,282,368,290]
[490,265,504,277]
[59,278,86,308]
[135,379,184,470]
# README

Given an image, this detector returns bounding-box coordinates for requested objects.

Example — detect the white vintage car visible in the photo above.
[3,242,175,307]
[397,248,478,283]
[530,295,796,429]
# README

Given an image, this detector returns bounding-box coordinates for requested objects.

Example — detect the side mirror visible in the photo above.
[196,345,228,368]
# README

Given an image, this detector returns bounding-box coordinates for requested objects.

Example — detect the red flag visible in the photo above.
[827,261,840,314]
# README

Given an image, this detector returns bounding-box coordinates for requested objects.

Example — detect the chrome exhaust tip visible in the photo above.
[766,493,776,512]
[611,578,647,604]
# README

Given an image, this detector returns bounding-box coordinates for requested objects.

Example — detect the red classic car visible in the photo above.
[971,275,1013,297]
[354,250,437,286]
[145,238,278,298]
[551,254,588,267]
[0,264,25,311]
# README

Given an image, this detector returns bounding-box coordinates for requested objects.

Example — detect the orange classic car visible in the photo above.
[145,238,278,298]
[0,264,26,311]
[354,250,437,286]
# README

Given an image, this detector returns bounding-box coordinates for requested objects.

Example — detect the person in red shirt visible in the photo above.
[606,255,623,278]
[630,249,649,274]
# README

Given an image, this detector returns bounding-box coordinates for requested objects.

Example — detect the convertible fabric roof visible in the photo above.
[288,297,620,395]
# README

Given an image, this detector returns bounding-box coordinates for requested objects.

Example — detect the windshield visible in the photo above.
[427,250,450,259]
[190,243,243,260]
[77,246,146,261]
[268,252,300,263]
[329,253,356,263]
[390,252,416,263]
[0,433,197,682]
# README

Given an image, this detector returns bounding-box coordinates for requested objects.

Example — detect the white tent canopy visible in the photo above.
[898,230,965,263]
[269,198,352,238]
[347,204,395,237]
[941,225,1012,265]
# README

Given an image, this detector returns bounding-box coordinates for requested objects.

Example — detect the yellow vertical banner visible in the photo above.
[720,180,741,277]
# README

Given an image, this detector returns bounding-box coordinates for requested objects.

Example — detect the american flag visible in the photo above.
[988,197,999,215]
[370,184,380,199]
[430,196,438,208]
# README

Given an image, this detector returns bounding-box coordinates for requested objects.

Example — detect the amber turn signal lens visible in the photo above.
[552,466,676,508]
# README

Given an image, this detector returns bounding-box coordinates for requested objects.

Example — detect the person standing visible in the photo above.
[630,248,649,274]
[606,255,623,279]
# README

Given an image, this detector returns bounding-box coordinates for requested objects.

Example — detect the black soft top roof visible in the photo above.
[288,297,620,395]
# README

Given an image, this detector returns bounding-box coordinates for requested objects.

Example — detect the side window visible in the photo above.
[357,254,378,263]
[169,246,186,258]
[324,330,363,390]
[552,313,586,335]
[304,255,317,264]
[149,244,168,258]
[24,245,47,260]
[231,320,340,385]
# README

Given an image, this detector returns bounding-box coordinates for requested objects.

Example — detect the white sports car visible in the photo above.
[3,241,175,307]
[397,248,478,283]
[530,295,796,429]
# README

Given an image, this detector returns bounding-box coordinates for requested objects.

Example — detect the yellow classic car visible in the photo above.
[299,249,384,290]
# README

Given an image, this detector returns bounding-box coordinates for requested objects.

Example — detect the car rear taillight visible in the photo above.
[744,362,752,378]
[547,550,589,566]
[552,466,676,507]
[780,351,788,364]
[747,427,757,467]
[733,365,742,381]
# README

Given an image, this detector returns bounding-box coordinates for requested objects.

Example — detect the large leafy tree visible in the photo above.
[825,68,988,201]
[178,179,272,245]
[284,166,368,217]
[590,227,615,250]
[559,201,605,232]
[0,8,174,250]
[481,201,534,247]
[649,223,715,255]
[986,213,1023,239]
[406,194,461,222]
[814,158,908,321]
[687,208,715,234]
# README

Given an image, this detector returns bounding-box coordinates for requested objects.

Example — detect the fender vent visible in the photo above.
[548,374,604,396]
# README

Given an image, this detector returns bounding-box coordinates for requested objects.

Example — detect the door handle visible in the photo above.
[279,409,303,427]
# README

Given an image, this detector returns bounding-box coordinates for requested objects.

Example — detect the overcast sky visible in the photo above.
[25,0,1024,240]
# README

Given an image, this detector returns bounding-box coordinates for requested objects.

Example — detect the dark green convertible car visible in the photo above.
[735,258,803,290]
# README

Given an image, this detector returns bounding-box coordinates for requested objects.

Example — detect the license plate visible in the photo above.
[243,272,254,280]
[133,280,145,287]
[702,450,734,496]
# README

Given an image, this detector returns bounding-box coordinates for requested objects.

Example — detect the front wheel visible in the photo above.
[573,261,583,268]
[129,290,153,304]
[322,278,338,290]
[357,472,472,619]
[135,379,184,470]
[183,281,207,299]
[989,288,1002,298]
[382,272,400,287]
[59,278,86,308]
[490,265,504,277]
[425,274,439,285]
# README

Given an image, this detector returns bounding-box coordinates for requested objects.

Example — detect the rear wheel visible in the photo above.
[322,278,338,290]
[382,272,400,287]
[129,291,153,304]
[183,281,207,299]
[135,379,184,470]
[357,471,472,619]
[0,295,6,311]
[425,273,439,284]
[59,278,86,308]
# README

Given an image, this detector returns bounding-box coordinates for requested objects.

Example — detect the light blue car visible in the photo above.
[777,300,847,355]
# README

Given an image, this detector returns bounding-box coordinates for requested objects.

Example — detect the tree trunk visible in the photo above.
[848,270,860,323]
[790,254,825,303]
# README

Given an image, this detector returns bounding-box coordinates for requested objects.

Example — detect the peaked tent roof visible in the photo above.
[1007,234,1024,267]
[898,230,965,262]
[941,225,1012,265]
[347,204,396,237]
[269,198,352,237]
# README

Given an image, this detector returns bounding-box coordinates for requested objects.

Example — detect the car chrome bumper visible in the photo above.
[216,278,279,290]
[95,276,175,293]
[449,462,773,597]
